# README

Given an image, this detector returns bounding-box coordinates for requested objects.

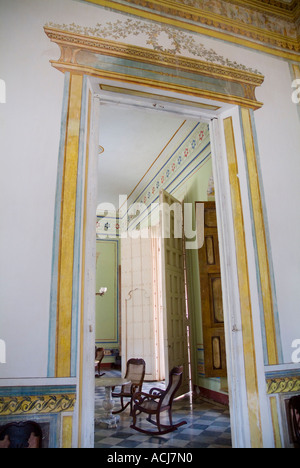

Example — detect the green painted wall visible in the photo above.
[95,240,119,362]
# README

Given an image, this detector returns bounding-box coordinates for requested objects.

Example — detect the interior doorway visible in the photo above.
[44,25,272,446]
[93,89,227,405]
[74,78,262,447]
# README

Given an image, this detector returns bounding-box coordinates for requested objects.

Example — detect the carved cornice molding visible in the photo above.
[44,26,263,79]
[44,26,264,109]
[195,0,299,17]
[81,0,300,60]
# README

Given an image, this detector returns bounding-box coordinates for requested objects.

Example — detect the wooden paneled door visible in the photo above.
[160,190,190,396]
[197,201,227,378]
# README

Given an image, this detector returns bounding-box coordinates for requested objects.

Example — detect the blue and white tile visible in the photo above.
[94,371,232,449]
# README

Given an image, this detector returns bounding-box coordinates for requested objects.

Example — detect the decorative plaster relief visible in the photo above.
[45,19,262,75]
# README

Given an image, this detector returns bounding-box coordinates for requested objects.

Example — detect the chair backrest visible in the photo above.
[125,358,146,389]
[0,421,42,448]
[161,366,183,408]
[289,395,300,445]
[95,347,105,362]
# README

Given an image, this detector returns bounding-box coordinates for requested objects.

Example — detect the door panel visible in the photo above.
[160,190,190,395]
[197,201,227,378]
[121,233,159,381]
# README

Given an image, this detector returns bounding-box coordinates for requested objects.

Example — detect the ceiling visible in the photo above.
[97,102,196,210]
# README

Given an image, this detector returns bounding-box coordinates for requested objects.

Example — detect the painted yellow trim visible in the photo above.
[78,90,92,448]
[81,0,300,62]
[223,116,263,448]
[292,64,300,79]
[270,397,283,448]
[62,415,73,448]
[240,108,278,366]
[56,73,83,378]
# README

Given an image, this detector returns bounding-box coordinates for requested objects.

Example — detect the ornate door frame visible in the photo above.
[45,27,282,448]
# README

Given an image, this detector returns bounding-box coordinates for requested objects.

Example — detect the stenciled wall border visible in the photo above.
[266,371,300,395]
[0,388,76,417]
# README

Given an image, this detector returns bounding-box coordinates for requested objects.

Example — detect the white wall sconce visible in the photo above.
[96,287,108,297]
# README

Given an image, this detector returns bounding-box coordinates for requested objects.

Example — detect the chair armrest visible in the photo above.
[149,387,164,397]
[132,391,160,406]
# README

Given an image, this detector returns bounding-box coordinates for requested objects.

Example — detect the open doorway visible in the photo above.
[44,26,270,446]
[93,90,230,425]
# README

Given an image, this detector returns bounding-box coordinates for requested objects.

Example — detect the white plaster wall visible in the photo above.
[0,0,63,378]
[0,0,129,379]
[0,0,299,379]
[0,0,98,378]
[192,37,300,364]
[255,63,300,365]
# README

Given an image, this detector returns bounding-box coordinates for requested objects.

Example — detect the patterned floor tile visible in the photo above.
[94,371,232,449]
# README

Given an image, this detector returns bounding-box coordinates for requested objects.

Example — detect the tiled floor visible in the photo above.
[94,371,232,449]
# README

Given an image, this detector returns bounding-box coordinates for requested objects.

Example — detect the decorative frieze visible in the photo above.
[0,387,76,416]
[266,372,300,394]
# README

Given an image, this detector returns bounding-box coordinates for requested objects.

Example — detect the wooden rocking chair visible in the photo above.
[95,347,105,377]
[130,366,187,436]
[289,395,300,446]
[112,358,146,414]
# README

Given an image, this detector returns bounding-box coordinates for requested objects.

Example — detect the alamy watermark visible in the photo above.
[292,79,300,104]
[97,196,205,250]
[291,339,300,364]
[0,79,6,104]
[0,339,6,364]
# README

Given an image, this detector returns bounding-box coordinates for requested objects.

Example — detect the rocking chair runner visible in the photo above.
[112,358,146,414]
[130,366,187,436]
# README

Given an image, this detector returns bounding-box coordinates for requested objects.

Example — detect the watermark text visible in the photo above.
[0,339,6,364]
[291,339,300,364]
[0,79,6,104]
[97,196,204,250]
